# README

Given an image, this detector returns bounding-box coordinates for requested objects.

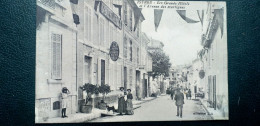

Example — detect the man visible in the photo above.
[174,88,184,118]
[170,88,174,100]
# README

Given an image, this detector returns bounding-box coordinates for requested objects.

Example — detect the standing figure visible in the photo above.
[61,87,70,118]
[126,89,134,115]
[174,88,184,118]
[170,88,174,100]
[117,87,126,115]
[188,89,192,100]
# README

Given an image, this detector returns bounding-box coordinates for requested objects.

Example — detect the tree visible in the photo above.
[149,50,172,79]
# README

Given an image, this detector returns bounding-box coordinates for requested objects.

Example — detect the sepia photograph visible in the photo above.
[35,0,228,123]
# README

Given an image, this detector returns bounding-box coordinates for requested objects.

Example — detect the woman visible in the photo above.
[61,87,70,118]
[117,87,126,115]
[126,89,134,115]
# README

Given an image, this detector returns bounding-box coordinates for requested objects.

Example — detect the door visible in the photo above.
[101,60,105,86]
[213,75,217,110]
[84,56,92,84]
[124,67,127,91]
[136,71,140,99]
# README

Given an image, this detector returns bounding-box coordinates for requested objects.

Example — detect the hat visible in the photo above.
[62,87,68,93]
[119,87,124,90]
[127,89,131,92]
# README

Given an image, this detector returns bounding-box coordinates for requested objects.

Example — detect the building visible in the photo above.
[36,0,78,121]
[199,2,228,119]
[122,0,145,100]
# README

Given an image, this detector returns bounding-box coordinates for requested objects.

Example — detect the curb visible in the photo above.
[198,99,214,120]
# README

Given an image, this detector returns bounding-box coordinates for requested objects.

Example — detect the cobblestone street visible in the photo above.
[90,95,212,122]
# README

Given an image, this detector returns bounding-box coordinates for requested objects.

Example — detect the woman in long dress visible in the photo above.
[126,89,134,115]
[61,87,70,118]
[117,87,126,115]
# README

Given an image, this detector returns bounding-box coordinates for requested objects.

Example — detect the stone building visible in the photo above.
[199,2,228,119]
[122,0,145,100]
[36,0,78,121]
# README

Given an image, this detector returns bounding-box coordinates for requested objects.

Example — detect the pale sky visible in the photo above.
[141,2,208,66]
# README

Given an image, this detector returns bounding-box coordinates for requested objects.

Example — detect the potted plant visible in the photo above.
[79,83,99,113]
[97,84,111,110]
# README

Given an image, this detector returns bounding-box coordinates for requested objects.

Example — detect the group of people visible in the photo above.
[170,87,192,118]
[117,87,134,115]
[60,86,134,118]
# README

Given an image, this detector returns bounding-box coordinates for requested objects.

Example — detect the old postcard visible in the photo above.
[35,0,228,123]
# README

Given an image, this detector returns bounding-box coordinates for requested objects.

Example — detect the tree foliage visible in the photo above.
[149,50,171,78]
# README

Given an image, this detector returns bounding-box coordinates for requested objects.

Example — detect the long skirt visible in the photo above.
[118,97,126,114]
[126,99,134,115]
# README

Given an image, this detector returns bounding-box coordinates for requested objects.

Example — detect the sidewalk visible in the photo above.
[39,97,157,123]
[199,98,228,120]
[38,108,107,123]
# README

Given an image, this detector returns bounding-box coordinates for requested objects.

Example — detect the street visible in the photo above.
[90,95,212,122]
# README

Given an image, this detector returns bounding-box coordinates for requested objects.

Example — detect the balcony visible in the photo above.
[37,0,56,14]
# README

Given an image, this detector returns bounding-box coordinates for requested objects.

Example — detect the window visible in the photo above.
[129,69,133,88]
[137,47,139,64]
[129,9,133,31]
[124,36,127,58]
[137,23,140,37]
[124,1,127,26]
[84,6,91,41]
[100,18,104,46]
[130,40,132,61]
[51,33,62,79]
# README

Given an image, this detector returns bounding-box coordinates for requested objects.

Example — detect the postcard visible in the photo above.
[35,0,228,123]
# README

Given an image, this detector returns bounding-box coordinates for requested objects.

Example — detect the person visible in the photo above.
[126,89,134,115]
[118,87,126,115]
[170,88,174,100]
[174,88,184,118]
[188,89,192,100]
[61,87,70,118]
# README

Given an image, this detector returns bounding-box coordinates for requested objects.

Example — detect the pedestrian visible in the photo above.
[174,88,184,118]
[188,89,192,100]
[61,87,70,118]
[126,89,134,115]
[170,88,174,100]
[118,87,126,115]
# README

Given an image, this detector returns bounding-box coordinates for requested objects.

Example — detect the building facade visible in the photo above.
[199,2,228,119]
[36,0,78,121]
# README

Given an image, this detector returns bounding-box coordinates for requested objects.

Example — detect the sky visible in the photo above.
[141,2,208,67]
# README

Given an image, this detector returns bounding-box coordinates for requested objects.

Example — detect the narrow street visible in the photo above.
[90,95,212,122]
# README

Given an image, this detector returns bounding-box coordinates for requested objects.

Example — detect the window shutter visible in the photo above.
[52,33,62,79]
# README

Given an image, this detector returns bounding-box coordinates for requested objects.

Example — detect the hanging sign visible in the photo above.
[199,70,205,79]
[109,41,119,61]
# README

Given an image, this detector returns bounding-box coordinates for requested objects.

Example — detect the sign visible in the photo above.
[109,41,119,61]
[99,1,122,29]
[199,70,205,79]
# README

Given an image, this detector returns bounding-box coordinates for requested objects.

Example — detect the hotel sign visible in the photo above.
[99,1,122,29]
[109,41,119,61]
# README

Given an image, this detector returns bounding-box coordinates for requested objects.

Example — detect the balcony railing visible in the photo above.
[37,0,56,10]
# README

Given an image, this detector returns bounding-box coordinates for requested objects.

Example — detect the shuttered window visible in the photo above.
[129,10,133,31]
[51,33,62,79]
[84,6,91,41]
[124,1,127,26]
[100,18,104,46]
[130,40,132,61]
[123,36,127,58]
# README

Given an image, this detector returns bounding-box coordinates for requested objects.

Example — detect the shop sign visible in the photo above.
[99,1,122,29]
[109,41,119,61]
